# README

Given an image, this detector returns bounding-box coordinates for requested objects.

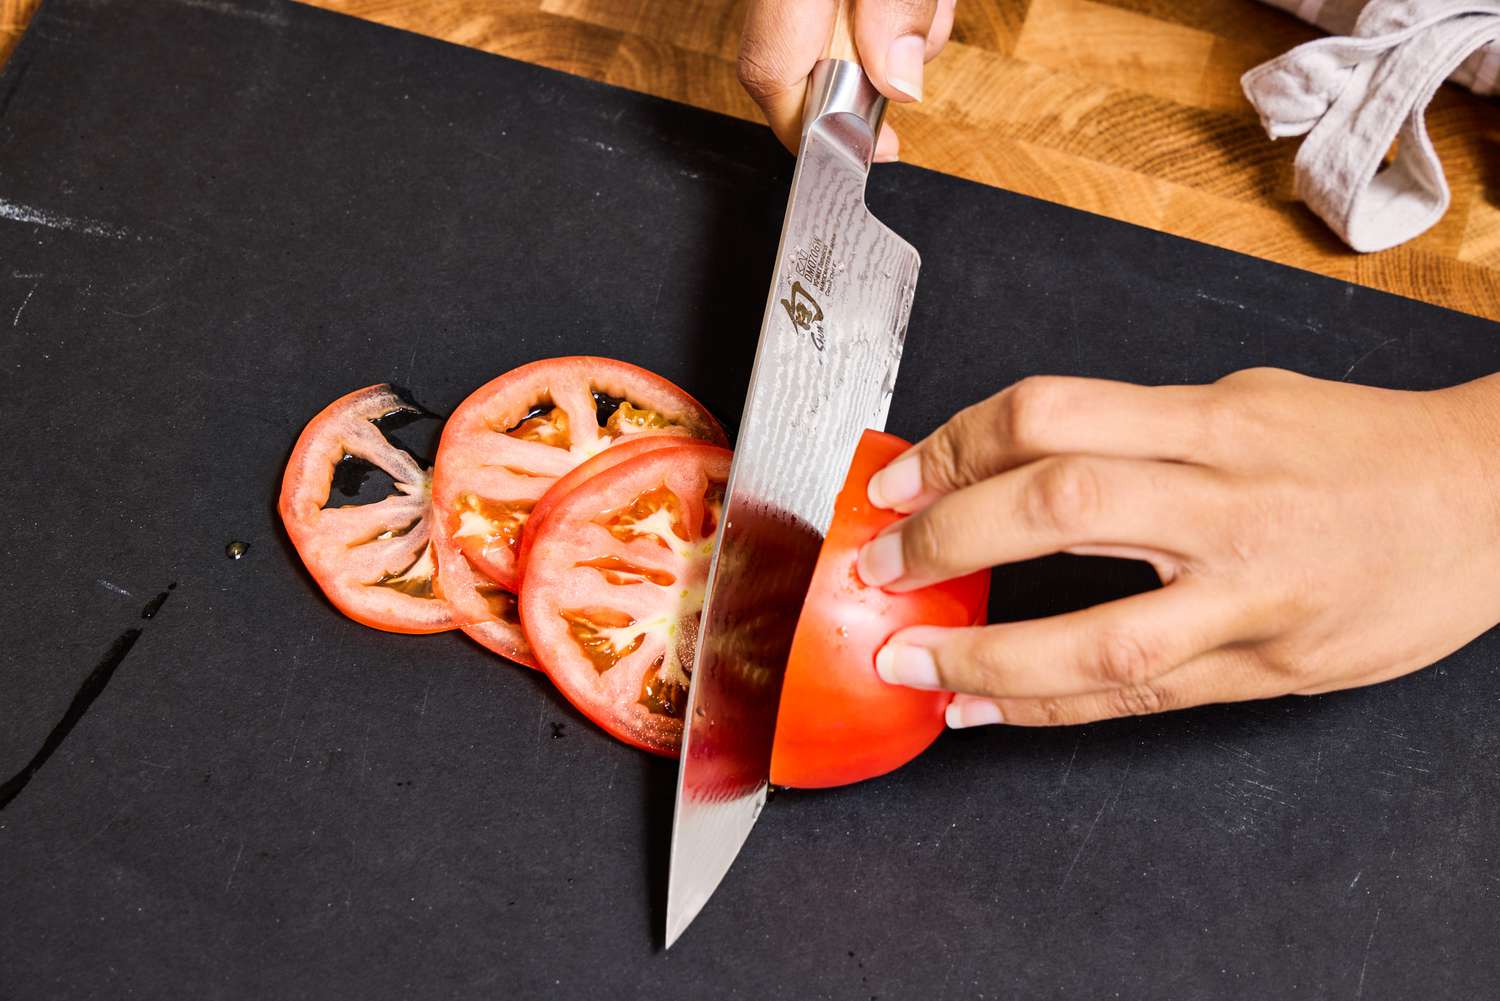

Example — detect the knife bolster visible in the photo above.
[801,59,886,166]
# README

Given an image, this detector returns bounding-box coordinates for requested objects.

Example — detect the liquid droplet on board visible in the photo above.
[225,541,249,560]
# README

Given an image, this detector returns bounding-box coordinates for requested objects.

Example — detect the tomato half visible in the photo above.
[279,385,460,634]
[520,442,731,756]
[770,430,991,789]
[432,358,726,592]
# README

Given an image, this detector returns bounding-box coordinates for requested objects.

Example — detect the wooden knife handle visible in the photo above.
[825,0,859,63]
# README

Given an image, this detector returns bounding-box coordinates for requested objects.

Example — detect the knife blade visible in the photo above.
[664,13,921,948]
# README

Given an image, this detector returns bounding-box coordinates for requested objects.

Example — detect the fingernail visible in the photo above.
[886,34,925,102]
[868,454,922,508]
[873,126,900,164]
[876,643,941,689]
[946,699,1005,729]
[856,531,905,587]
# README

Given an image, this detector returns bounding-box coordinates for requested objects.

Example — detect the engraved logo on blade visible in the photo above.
[779,282,825,351]
[796,236,838,295]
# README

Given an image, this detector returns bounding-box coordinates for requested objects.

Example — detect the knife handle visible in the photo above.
[825,0,859,64]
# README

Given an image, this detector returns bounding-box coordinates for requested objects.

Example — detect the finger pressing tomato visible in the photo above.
[857,369,1500,728]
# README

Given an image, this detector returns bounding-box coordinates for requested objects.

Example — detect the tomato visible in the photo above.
[461,586,536,669]
[516,432,685,573]
[421,495,537,666]
[431,358,726,592]
[520,442,731,756]
[279,385,460,634]
[770,430,991,789]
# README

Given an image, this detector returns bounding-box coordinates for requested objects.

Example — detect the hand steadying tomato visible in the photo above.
[770,430,990,788]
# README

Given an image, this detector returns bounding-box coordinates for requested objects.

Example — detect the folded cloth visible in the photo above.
[1243,1,1500,252]
[1260,0,1500,91]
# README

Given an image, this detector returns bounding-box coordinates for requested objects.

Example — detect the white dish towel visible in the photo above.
[1243,1,1500,252]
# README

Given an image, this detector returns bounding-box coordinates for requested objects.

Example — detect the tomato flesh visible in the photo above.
[461,583,537,668]
[521,442,731,756]
[516,433,687,573]
[770,430,991,789]
[279,385,462,634]
[432,357,726,593]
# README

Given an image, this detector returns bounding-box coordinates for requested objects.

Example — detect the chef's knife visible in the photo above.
[664,6,921,948]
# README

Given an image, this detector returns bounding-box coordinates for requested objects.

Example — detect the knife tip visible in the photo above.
[663,906,692,950]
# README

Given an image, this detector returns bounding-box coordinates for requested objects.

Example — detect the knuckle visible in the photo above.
[901,0,937,22]
[1194,392,1238,457]
[959,633,1013,695]
[1094,629,1159,688]
[1023,457,1102,536]
[1214,367,1306,412]
[1216,366,1284,390]
[920,425,969,493]
[735,50,789,100]
[1105,681,1171,718]
[865,0,935,26]
[1036,698,1074,727]
[1003,376,1065,454]
[900,508,953,575]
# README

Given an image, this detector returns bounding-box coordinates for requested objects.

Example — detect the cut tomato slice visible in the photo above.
[432,358,726,592]
[461,582,536,669]
[770,430,991,789]
[520,442,731,756]
[279,385,459,634]
[516,432,687,576]
[422,503,536,667]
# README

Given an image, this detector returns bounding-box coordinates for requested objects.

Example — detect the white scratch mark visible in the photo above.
[174,0,288,27]
[1355,905,1382,1000]
[105,301,168,319]
[286,714,307,764]
[12,282,37,327]
[1341,337,1398,381]
[573,136,623,155]
[1194,290,1247,310]
[96,578,132,597]
[532,695,548,768]
[225,841,245,892]
[359,720,371,786]
[277,659,299,724]
[1058,737,1080,794]
[0,198,131,240]
[1348,870,1362,891]
[1060,760,1134,891]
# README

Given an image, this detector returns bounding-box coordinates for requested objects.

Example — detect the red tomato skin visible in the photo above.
[770,430,990,789]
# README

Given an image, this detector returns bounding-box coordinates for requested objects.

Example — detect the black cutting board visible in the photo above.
[3,1,1499,998]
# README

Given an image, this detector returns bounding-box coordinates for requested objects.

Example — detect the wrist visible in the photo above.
[1428,375,1500,559]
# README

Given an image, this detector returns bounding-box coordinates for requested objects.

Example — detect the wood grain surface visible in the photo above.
[4,0,1498,320]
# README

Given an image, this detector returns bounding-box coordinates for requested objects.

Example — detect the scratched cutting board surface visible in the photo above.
[2,1,1499,999]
